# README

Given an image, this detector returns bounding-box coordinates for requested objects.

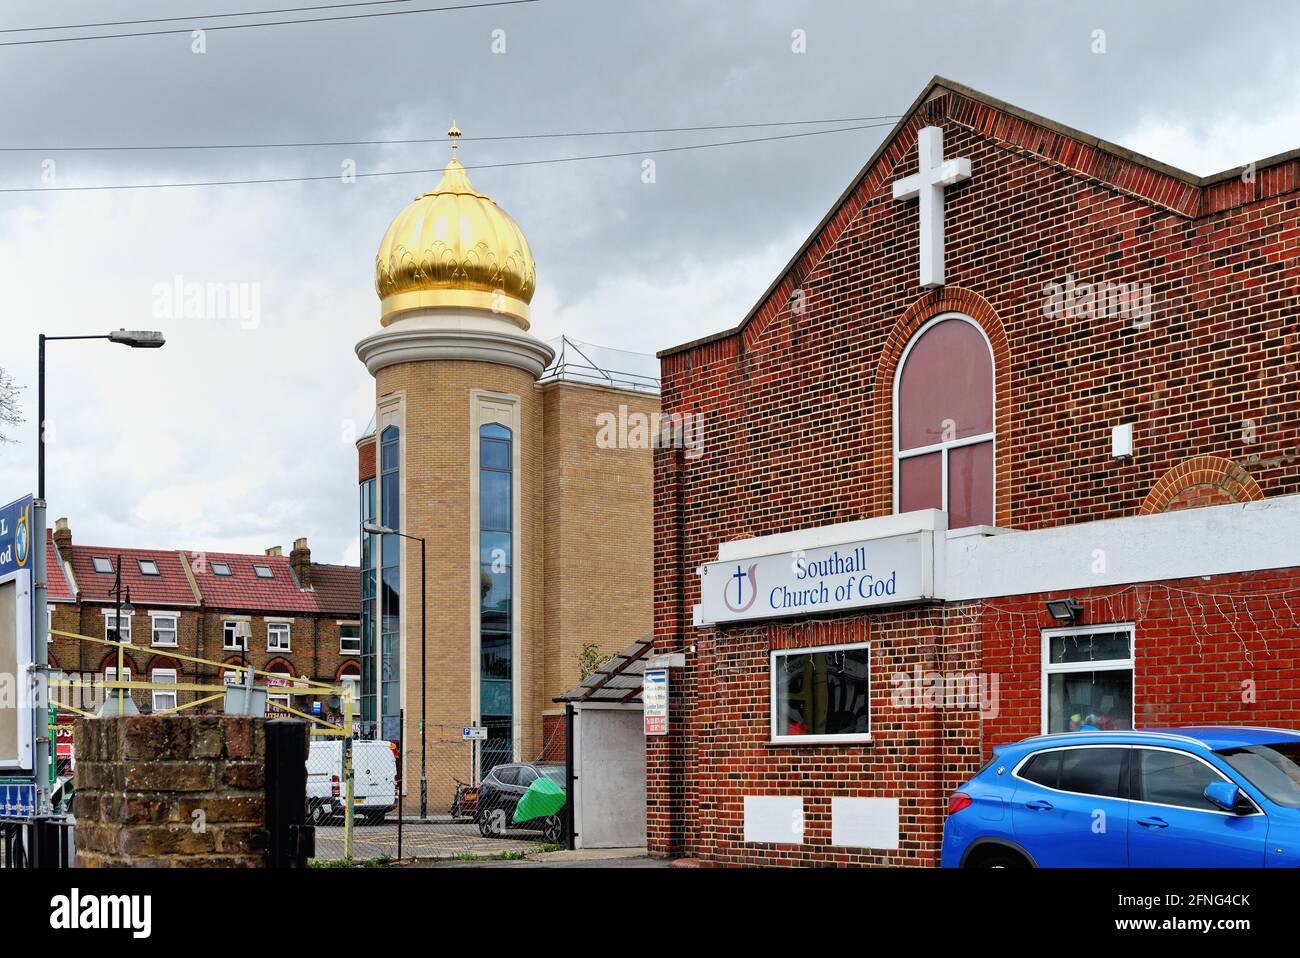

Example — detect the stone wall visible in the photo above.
[73,715,266,867]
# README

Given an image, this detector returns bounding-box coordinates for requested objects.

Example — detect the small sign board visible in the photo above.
[0,782,37,819]
[461,726,487,741]
[643,669,668,736]
[0,494,35,774]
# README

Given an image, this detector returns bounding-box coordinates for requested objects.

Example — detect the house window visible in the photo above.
[253,564,274,579]
[137,558,160,577]
[223,669,246,685]
[151,668,178,713]
[91,556,114,574]
[267,673,292,715]
[211,561,232,576]
[223,620,247,651]
[267,622,291,652]
[339,623,361,655]
[104,666,133,708]
[151,614,178,646]
[770,642,871,744]
[104,612,132,643]
[1042,623,1134,734]
[894,314,995,529]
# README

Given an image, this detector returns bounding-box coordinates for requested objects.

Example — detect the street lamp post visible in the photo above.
[38,329,165,499]
[362,521,427,818]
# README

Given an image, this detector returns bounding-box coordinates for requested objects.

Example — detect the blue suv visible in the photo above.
[942,727,1300,867]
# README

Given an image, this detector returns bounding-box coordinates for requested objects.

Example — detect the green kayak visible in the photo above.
[512,775,566,824]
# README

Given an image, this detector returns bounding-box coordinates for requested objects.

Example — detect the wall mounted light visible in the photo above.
[1045,598,1083,626]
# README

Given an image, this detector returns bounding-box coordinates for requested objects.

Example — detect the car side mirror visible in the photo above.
[1204,781,1248,814]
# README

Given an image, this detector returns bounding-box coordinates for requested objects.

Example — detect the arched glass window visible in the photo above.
[379,425,400,742]
[895,315,994,529]
[479,422,513,772]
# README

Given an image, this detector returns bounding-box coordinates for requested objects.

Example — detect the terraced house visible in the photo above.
[43,517,360,738]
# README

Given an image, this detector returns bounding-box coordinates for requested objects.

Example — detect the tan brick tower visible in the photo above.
[354,125,658,814]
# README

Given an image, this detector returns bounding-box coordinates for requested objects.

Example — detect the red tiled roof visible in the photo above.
[67,545,199,607]
[310,563,360,618]
[46,530,74,602]
[185,551,318,614]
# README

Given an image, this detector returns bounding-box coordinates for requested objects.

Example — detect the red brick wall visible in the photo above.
[649,87,1300,864]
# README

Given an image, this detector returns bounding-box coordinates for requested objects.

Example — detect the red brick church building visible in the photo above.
[648,77,1300,865]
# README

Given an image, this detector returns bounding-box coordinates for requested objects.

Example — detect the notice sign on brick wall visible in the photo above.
[643,669,668,736]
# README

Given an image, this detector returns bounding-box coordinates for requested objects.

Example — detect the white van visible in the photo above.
[307,740,397,825]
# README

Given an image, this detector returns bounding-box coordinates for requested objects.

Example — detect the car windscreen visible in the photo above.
[1217,742,1300,808]
[540,767,566,786]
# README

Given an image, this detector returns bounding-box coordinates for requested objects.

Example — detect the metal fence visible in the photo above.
[310,715,569,864]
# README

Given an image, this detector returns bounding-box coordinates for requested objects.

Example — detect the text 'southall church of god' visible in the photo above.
[646,77,1300,866]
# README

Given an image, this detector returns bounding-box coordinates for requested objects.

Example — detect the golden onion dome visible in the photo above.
[374,122,536,328]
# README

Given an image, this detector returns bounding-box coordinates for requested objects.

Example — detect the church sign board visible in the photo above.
[695,531,936,627]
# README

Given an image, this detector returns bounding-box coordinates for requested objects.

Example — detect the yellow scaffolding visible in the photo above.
[48,627,357,858]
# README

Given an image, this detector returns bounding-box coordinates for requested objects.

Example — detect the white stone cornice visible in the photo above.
[355,309,555,379]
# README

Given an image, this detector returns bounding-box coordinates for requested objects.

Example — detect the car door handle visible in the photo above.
[1024,800,1054,811]
[1137,817,1169,829]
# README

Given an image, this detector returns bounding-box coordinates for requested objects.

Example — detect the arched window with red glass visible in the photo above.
[894,314,995,529]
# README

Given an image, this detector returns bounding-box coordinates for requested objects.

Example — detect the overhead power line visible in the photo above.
[0,115,903,153]
[0,121,897,193]
[0,0,537,48]
[0,0,419,35]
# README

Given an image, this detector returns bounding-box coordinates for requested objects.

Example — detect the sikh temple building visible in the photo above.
[353,127,659,798]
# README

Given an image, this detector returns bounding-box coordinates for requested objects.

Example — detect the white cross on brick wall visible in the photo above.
[892,126,971,289]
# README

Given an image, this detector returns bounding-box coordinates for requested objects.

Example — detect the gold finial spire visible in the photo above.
[448,119,461,159]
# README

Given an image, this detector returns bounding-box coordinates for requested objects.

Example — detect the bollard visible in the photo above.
[265,719,313,867]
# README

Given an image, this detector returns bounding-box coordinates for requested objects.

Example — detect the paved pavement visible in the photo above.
[313,817,546,862]
[312,819,665,867]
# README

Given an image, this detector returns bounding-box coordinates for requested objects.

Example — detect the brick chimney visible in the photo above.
[265,546,282,557]
[289,537,312,590]
[52,517,72,555]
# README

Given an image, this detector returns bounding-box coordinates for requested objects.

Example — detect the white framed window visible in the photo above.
[339,622,361,655]
[103,610,132,644]
[267,673,292,715]
[151,668,178,713]
[893,313,996,529]
[1042,622,1135,734]
[267,621,291,652]
[770,641,872,745]
[150,613,178,646]
[104,666,133,708]
[223,619,248,651]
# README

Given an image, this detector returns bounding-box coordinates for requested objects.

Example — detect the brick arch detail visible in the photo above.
[1139,454,1263,515]
[870,287,1013,528]
[97,650,139,674]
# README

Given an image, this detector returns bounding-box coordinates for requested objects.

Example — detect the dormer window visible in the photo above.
[92,556,114,574]
[137,558,160,577]
[253,564,274,579]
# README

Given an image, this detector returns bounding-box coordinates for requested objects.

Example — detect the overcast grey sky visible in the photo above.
[0,0,1296,565]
